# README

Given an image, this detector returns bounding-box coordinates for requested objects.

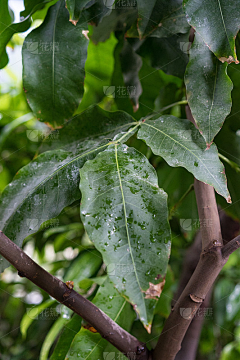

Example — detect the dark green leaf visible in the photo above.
[65,0,90,21]
[22,0,89,126]
[50,314,82,360]
[91,2,137,44]
[137,115,231,202]
[40,316,69,360]
[0,106,136,273]
[80,144,171,326]
[137,33,189,78]
[137,0,187,38]
[185,33,233,146]
[183,0,240,63]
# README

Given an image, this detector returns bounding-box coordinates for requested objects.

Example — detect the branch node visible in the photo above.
[189,294,204,303]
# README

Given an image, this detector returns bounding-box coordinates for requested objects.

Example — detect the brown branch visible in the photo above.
[0,231,150,360]
[174,210,239,360]
[152,106,240,360]
[194,179,222,248]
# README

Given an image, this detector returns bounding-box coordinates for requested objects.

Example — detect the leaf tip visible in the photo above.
[227,195,232,204]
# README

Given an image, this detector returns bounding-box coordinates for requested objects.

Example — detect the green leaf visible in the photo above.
[137,33,189,78]
[50,314,82,360]
[119,40,142,109]
[185,33,233,146]
[65,0,90,21]
[63,249,102,286]
[21,0,50,18]
[20,299,56,339]
[22,0,89,126]
[137,115,231,202]
[0,105,136,273]
[77,33,117,112]
[226,284,240,321]
[66,278,134,359]
[91,2,137,44]
[183,0,240,63]
[40,316,69,360]
[0,0,31,69]
[137,0,186,38]
[0,113,34,150]
[80,144,171,326]
[150,6,190,38]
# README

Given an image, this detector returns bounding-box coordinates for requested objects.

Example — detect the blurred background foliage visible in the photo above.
[1,1,240,359]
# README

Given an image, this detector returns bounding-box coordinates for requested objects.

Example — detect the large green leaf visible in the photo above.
[183,0,240,63]
[185,33,233,146]
[136,0,185,38]
[0,106,136,273]
[0,0,31,69]
[137,115,231,202]
[80,144,171,326]
[22,0,89,126]
[66,278,135,359]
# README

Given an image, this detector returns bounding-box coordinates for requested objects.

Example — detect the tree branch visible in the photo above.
[0,231,150,360]
[152,106,240,360]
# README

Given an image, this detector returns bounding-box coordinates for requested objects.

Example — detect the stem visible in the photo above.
[0,231,149,360]
[219,153,240,173]
[168,183,194,219]
[144,100,188,121]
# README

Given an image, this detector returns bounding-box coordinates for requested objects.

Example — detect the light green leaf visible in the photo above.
[185,33,233,146]
[20,299,56,339]
[0,106,136,273]
[80,144,171,326]
[66,278,134,359]
[137,115,231,202]
[22,0,89,126]
[183,0,240,63]
[63,249,102,286]
[40,316,69,360]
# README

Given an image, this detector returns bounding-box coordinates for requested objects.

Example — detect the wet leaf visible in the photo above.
[137,115,231,202]
[0,106,135,273]
[185,33,233,145]
[66,278,134,359]
[80,144,171,326]
[183,0,240,63]
[22,0,89,126]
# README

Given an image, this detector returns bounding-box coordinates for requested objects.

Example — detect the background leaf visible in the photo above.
[183,0,240,63]
[22,0,89,126]
[185,33,233,146]
[80,144,171,327]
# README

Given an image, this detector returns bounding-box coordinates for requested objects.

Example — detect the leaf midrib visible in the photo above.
[141,121,225,194]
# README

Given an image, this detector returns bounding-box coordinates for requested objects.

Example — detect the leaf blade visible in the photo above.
[185,33,233,145]
[137,116,231,202]
[80,144,171,326]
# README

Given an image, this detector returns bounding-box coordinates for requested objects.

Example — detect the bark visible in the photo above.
[0,231,150,360]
